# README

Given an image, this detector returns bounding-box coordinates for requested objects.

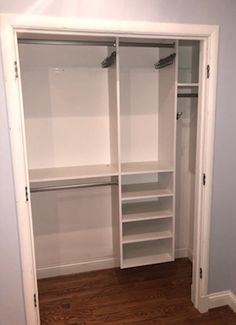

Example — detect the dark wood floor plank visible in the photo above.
[38,259,236,324]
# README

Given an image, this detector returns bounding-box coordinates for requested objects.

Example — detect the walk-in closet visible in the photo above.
[17,34,200,320]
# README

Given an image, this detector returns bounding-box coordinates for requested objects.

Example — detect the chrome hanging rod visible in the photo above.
[30,181,118,193]
[18,39,175,48]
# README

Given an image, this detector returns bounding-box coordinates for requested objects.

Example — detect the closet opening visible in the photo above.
[14,28,210,323]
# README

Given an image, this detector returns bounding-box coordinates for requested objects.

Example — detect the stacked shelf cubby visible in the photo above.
[120,172,175,268]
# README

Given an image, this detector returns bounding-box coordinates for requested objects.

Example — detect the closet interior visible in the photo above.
[18,35,200,280]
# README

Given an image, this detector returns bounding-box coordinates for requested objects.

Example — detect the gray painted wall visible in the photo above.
[0,1,236,323]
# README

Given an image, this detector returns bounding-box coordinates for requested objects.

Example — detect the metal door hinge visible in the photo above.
[176,112,183,120]
[200,267,203,279]
[14,61,18,79]
[207,64,210,79]
[25,186,29,202]
[203,173,206,186]
[34,293,37,308]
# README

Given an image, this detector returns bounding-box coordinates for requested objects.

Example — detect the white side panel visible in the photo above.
[108,46,119,169]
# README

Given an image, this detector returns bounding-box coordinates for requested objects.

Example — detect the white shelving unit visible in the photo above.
[118,42,176,268]
[18,35,200,275]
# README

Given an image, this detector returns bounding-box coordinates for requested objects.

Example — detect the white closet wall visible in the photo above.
[120,47,159,163]
[19,44,117,170]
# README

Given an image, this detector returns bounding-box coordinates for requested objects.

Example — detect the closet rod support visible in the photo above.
[18,39,175,48]
[30,181,118,193]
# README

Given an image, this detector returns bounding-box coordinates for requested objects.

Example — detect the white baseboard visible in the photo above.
[208,290,236,313]
[37,249,193,279]
[175,247,193,261]
[37,257,119,279]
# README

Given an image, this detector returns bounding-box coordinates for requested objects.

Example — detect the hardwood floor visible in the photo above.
[38,259,236,324]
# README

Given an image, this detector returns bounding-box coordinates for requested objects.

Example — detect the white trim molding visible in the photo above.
[208,290,236,313]
[37,257,119,279]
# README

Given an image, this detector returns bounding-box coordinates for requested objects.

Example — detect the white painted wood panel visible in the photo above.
[19,44,115,169]
[31,185,119,277]
[119,47,159,164]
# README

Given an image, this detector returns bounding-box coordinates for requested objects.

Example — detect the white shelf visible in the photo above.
[121,161,173,175]
[29,164,118,184]
[122,238,173,268]
[122,253,173,268]
[177,83,199,87]
[122,183,173,201]
[122,230,172,244]
[122,201,173,223]
[122,217,172,244]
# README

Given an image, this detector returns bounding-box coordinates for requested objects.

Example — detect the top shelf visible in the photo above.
[121,161,173,175]
[29,164,118,184]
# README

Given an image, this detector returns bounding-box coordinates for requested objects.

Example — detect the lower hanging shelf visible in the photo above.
[122,238,173,269]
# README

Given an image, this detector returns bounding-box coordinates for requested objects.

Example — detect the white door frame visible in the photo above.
[0,14,219,324]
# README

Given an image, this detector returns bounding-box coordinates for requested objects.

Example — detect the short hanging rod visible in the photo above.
[177,93,198,98]
[30,181,118,193]
[18,39,175,48]
[119,42,175,48]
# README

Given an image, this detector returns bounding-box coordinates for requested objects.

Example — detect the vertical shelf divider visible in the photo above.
[116,37,123,268]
